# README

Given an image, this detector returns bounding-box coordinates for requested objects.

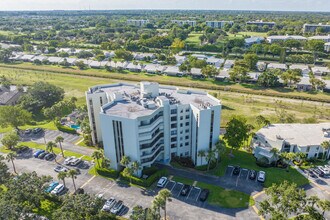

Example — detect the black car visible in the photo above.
[308,170,317,178]
[38,152,48,159]
[33,128,43,134]
[74,188,84,195]
[199,189,210,202]
[16,146,30,154]
[233,166,241,175]
[45,153,55,161]
[249,170,257,180]
[312,168,324,177]
[180,184,191,196]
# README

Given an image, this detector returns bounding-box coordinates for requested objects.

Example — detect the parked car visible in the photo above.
[110,200,123,215]
[157,177,168,188]
[318,166,330,176]
[24,129,32,135]
[33,150,45,158]
[199,189,210,201]
[38,152,48,159]
[308,170,317,178]
[233,166,241,175]
[249,170,257,180]
[102,198,116,212]
[74,188,84,195]
[312,168,324,177]
[51,184,65,195]
[45,153,55,161]
[64,156,76,165]
[75,168,81,175]
[257,171,266,183]
[16,146,30,154]
[33,128,43,134]
[45,181,59,193]
[54,165,68,173]
[70,158,82,166]
[180,184,191,196]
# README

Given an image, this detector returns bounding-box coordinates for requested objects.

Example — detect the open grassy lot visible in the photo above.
[172,176,194,185]
[0,65,329,127]
[185,33,202,45]
[210,147,309,187]
[237,31,268,37]
[0,121,57,134]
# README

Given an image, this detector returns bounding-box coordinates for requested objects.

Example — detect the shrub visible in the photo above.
[195,161,217,171]
[142,166,158,176]
[120,169,168,187]
[94,167,119,179]
[55,121,76,134]
[172,156,195,168]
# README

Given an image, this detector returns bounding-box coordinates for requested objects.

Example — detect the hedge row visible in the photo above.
[120,169,168,187]
[55,121,77,134]
[1,64,329,103]
[95,167,120,179]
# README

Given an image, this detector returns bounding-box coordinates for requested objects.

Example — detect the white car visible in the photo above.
[110,200,123,215]
[70,158,82,166]
[51,184,65,195]
[102,198,116,212]
[318,166,330,175]
[257,171,266,183]
[54,165,68,173]
[157,177,168,188]
[64,156,76,165]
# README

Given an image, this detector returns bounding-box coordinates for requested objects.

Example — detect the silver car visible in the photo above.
[102,198,116,212]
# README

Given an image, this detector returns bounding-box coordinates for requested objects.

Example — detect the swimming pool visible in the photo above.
[70,124,80,130]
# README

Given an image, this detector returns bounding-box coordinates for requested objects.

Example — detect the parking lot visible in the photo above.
[20,129,81,144]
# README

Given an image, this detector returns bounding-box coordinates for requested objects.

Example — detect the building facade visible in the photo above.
[206,21,233,28]
[127,19,149,27]
[246,21,276,29]
[303,24,330,33]
[171,20,196,27]
[86,82,221,171]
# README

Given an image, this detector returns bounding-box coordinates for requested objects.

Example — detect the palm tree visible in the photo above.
[120,155,131,167]
[46,141,57,162]
[317,200,330,217]
[68,169,78,192]
[197,150,206,166]
[270,148,280,165]
[321,141,330,161]
[123,167,133,183]
[214,141,225,165]
[280,152,296,171]
[158,189,172,220]
[55,136,64,157]
[308,195,320,208]
[206,149,216,171]
[57,171,67,187]
[92,150,103,168]
[6,152,17,174]
[131,161,141,177]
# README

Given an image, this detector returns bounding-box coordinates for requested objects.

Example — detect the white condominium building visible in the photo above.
[171,20,196,27]
[127,19,149,27]
[86,82,221,171]
[206,21,233,28]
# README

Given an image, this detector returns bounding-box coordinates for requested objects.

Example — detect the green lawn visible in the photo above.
[33,199,60,218]
[186,33,202,45]
[238,31,268,37]
[172,176,194,185]
[210,147,309,187]
[196,181,254,208]
[0,121,57,133]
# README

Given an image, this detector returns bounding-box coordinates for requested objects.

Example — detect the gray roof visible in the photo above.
[0,89,20,105]
[256,123,330,147]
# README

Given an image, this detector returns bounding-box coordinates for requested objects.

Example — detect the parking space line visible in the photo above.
[246,170,250,180]
[176,182,184,197]
[236,170,241,187]
[80,175,96,189]
[186,187,193,200]
[195,187,201,202]
[170,181,176,191]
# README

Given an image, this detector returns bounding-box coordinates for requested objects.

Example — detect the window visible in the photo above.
[185,122,190,126]
[171,116,177,121]
[171,144,177,148]
[306,146,310,152]
[180,143,183,147]
[100,97,103,106]
[185,135,189,140]
[185,108,190,112]
[171,137,177,142]
[171,109,177,114]
[185,115,189,119]
[185,151,189,156]
[171,124,177,129]
[180,110,183,113]
[180,123,183,127]
[185,129,189,133]
[180,116,183,120]
[185,142,189,146]
[171,130,177,135]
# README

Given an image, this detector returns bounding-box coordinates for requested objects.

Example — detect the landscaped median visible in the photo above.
[210,147,309,188]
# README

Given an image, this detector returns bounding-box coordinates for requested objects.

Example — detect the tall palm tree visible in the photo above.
[120,155,131,167]
[214,141,225,165]
[123,167,134,183]
[55,136,65,157]
[46,141,57,162]
[197,150,206,166]
[206,149,216,171]
[6,152,17,174]
[321,141,330,161]
[67,169,78,192]
[131,161,141,177]
[158,189,172,220]
[57,171,67,187]
[91,150,103,168]
[317,200,330,217]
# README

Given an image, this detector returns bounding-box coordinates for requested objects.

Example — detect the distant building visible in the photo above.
[86,82,221,171]
[308,35,330,43]
[303,24,330,33]
[205,21,233,28]
[325,42,330,52]
[296,77,312,91]
[252,123,330,164]
[267,35,307,43]
[246,21,276,29]
[244,36,265,47]
[312,66,330,76]
[223,60,235,70]
[267,63,287,71]
[289,64,310,76]
[206,57,224,68]
[127,19,149,27]
[0,87,23,106]
[171,20,196,27]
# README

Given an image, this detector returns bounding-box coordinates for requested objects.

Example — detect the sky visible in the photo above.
[0,0,329,12]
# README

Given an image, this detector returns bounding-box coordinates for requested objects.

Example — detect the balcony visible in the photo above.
[141,146,164,164]
[138,116,163,134]
[141,143,164,159]
[140,132,164,150]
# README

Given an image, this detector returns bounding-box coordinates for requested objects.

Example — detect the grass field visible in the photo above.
[210,147,309,187]
[186,33,203,45]
[172,176,194,185]
[0,65,329,127]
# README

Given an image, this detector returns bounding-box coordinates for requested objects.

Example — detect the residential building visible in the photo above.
[325,42,330,52]
[289,64,310,76]
[312,66,330,76]
[246,21,276,29]
[215,70,230,81]
[143,64,166,74]
[267,35,307,43]
[296,77,312,91]
[205,21,233,28]
[303,24,330,33]
[174,55,187,64]
[47,56,63,64]
[125,62,143,72]
[223,60,235,70]
[206,57,224,68]
[86,82,221,171]
[267,63,287,71]
[0,87,23,106]
[133,53,156,61]
[163,66,183,77]
[18,54,35,62]
[191,54,208,60]
[127,19,149,27]
[252,123,330,164]
[171,20,196,27]
[308,35,330,43]
[189,68,204,79]
[256,61,267,72]
[244,36,264,47]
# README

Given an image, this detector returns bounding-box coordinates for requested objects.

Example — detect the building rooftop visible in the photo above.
[256,123,330,147]
[88,82,220,119]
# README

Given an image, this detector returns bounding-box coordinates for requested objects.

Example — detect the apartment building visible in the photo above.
[246,21,276,29]
[127,19,149,27]
[303,24,330,33]
[171,20,196,27]
[86,82,221,171]
[267,35,307,43]
[206,21,233,28]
